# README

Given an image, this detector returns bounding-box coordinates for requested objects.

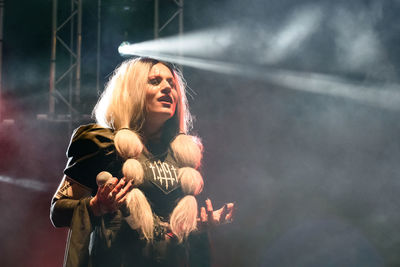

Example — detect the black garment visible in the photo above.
[64,124,185,217]
[56,124,210,267]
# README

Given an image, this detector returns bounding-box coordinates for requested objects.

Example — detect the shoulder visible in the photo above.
[64,124,121,189]
[71,123,114,144]
[67,124,115,157]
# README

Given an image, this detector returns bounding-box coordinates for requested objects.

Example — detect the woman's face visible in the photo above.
[145,63,178,124]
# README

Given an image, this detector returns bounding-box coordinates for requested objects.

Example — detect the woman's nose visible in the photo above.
[160,80,171,92]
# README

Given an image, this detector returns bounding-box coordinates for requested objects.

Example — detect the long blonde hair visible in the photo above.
[93,57,192,134]
[93,57,203,242]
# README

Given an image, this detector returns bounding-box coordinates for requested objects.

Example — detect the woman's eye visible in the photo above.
[149,78,161,85]
[167,79,175,88]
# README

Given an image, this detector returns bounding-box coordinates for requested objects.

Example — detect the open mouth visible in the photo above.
[158,95,173,104]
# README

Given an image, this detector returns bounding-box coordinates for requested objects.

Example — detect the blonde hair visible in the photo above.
[93,57,202,242]
[93,57,193,134]
[170,165,204,242]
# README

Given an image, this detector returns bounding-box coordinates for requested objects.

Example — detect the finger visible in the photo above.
[110,178,126,198]
[200,206,207,223]
[103,178,118,195]
[225,202,235,221]
[115,180,132,201]
[205,199,214,223]
[219,204,228,224]
[97,178,118,201]
[113,178,126,193]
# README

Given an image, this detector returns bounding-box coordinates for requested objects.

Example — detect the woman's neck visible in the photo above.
[142,120,163,143]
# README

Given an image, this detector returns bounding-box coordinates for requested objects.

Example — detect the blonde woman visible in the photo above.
[50,57,234,267]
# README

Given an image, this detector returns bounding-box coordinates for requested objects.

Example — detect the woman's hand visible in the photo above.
[90,177,132,216]
[198,199,235,229]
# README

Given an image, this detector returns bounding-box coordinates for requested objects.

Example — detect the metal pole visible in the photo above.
[96,0,101,95]
[67,0,75,131]
[49,0,58,117]
[0,0,4,122]
[178,0,183,71]
[179,0,183,36]
[154,0,159,39]
[75,0,82,107]
[69,0,74,118]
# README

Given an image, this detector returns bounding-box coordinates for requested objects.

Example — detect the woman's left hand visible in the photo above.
[199,199,235,228]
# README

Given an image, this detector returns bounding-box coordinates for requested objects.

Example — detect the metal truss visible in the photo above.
[48,0,83,122]
[154,0,184,39]
[0,0,4,122]
[44,0,183,126]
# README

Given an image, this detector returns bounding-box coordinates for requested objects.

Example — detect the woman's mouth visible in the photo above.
[158,95,173,104]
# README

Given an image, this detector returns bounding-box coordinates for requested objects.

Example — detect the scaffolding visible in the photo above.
[46,0,184,125]
[0,0,4,122]
[155,0,184,71]
[47,0,83,123]
[154,0,184,39]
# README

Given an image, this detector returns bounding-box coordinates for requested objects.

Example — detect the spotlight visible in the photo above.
[117,30,400,112]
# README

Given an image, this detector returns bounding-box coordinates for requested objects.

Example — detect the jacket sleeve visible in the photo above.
[63,124,119,190]
[50,198,81,228]
[64,197,94,267]
[50,124,119,228]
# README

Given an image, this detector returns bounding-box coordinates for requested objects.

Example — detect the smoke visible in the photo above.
[3,0,400,266]
[119,46,400,111]
[258,4,324,65]
[0,175,50,192]
[118,1,400,113]
[120,1,397,78]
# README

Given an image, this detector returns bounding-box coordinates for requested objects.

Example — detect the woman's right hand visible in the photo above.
[89,177,132,216]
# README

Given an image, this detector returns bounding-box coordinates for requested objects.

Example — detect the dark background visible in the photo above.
[1,0,400,266]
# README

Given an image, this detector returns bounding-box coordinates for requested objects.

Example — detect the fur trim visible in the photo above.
[114,129,143,159]
[122,159,144,186]
[178,167,204,195]
[114,130,204,243]
[170,195,198,242]
[125,188,154,241]
[171,134,203,169]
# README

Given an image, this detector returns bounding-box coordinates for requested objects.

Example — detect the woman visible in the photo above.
[50,57,234,267]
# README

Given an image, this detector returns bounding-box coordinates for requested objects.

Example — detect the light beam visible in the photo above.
[0,175,50,192]
[118,43,400,111]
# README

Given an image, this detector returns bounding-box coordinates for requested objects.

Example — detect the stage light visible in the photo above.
[118,28,235,59]
[118,0,400,112]
[118,38,400,111]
